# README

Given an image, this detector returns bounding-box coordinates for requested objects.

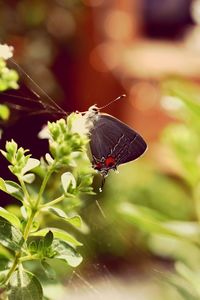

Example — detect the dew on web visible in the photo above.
[95,200,106,218]
[63,256,165,300]
[73,271,101,296]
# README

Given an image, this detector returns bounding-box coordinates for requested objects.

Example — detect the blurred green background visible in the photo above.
[2,0,200,299]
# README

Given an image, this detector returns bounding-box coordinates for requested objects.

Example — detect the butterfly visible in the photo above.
[81,98,147,181]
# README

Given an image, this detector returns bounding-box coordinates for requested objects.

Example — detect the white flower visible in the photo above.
[38,125,50,139]
[71,113,94,135]
[0,44,14,60]
[71,107,98,135]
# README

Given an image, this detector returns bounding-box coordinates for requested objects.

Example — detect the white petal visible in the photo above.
[0,44,14,60]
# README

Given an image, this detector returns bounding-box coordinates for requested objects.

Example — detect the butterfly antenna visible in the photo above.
[9,58,67,116]
[0,91,48,106]
[99,94,126,110]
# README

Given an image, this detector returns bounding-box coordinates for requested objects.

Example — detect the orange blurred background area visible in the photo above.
[1,0,199,145]
[1,0,197,144]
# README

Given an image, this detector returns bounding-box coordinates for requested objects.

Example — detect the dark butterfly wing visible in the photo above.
[90,114,147,165]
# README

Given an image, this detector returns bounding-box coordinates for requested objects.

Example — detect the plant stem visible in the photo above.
[35,164,55,208]
[3,209,37,285]
[4,164,56,286]
[23,210,36,240]
[4,252,20,285]
[19,254,39,262]
[40,195,65,208]
[18,177,30,205]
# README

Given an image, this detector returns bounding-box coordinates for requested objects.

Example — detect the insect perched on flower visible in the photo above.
[1,53,147,189]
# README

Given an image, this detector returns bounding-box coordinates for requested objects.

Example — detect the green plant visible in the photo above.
[0,114,94,299]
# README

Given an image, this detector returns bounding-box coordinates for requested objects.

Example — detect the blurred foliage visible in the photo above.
[115,79,200,299]
[0,58,19,92]
[65,79,200,300]
[0,53,18,121]
[0,105,10,121]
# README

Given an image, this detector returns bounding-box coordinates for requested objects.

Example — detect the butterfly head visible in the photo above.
[82,104,100,133]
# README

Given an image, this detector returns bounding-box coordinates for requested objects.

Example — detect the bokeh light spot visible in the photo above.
[90,43,122,72]
[46,7,76,39]
[104,10,133,40]
[129,82,159,111]
[81,0,104,7]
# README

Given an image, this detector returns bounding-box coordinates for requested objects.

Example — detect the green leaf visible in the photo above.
[20,206,28,220]
[0,177,6,191]
[21,158,40,175]
[120,203,200,245]
[0,178,24,202]
[0,272,6,285]
[8,269,43,300]
[164,221,200,241]
[175,262,200,296]
[51,239,82,267]
[44,231,53,248]
[31,220,40,233]
[61,172,76,194]
[163,80,200,119]
[165,274,199,300]
[0,207,21,228]
[0,217,24,251]
[38,240,44,255]
[0,257,10,272]
[31,228,82,247]
[119,203,182,238]
[28,241,37,254]
[41,261,56,280]
[0,245,13,260]
[44,207,82,228]
[66,216,82,228]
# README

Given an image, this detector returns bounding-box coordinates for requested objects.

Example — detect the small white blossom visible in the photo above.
[0,44,14,60]
[71,113,90,135]
[38,125,50,139]
[71,108,98,135]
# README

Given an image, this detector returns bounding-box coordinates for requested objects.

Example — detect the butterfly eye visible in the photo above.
[88,105,99,113]
[92,108,98,114]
